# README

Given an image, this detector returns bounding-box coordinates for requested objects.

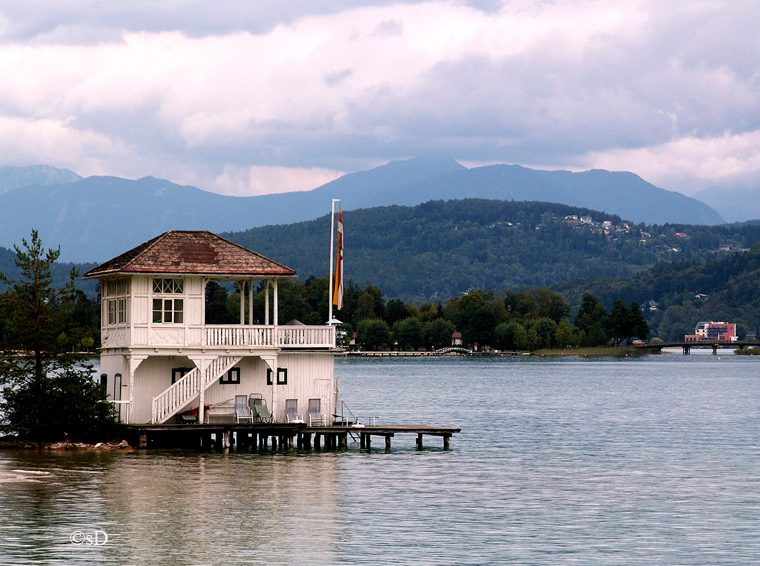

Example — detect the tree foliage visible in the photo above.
[225,199,760,301]
[356,319,391,351]
[0,231,115,443]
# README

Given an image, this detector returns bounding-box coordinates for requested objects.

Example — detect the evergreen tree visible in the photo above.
[628,302,650,341]
[0,231,115,444]
[574,293,610,346]
[608,299,630,346]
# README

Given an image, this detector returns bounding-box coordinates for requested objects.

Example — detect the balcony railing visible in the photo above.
[205,325,274,347]
[204,325,335,349]
[102,324,336,349]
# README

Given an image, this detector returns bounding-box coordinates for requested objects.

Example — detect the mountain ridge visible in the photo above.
[0,159,725,262]
[0,164,81,194]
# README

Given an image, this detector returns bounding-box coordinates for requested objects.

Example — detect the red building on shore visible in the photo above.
[684,321,737,343]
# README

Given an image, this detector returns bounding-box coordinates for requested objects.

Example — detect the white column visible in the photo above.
[127,367,135,425]
[199,375,205,424]
[262,355,278,422]
[126,354,147,425]
[189,357,214,425]
[264,280,270,325]
[274,279,279,327]
[239,281,245,325]
[248,279,254,325]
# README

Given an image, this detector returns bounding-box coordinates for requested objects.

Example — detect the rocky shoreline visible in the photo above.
[0,438,135,451]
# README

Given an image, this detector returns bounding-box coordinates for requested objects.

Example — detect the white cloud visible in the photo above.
[0,0,757,196]
[582,131,760,194]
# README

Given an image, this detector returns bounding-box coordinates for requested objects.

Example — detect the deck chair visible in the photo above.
[285,399,304,423]
[250,396,274,423]
[308,398,326,427]
[235,395,254,423]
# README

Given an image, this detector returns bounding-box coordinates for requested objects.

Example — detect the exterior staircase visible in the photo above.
[151,355,242,424]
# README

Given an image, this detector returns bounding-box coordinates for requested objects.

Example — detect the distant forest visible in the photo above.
[225,199,760,301]
[2,198,760,344]
[561,240,760,341]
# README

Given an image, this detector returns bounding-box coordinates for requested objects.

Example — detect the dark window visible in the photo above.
[267,368,287,385]
[277,368,288,385]
[153,298,183,323]
[220,367,240,385]
[172,367,192,384]
[100,373,107,395]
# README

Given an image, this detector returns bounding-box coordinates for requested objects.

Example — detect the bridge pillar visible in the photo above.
[712,344,718,356]
[682,345,690,355]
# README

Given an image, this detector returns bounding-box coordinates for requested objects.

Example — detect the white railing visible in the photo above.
[204,325,335,348]
[205,325,274,347]
[151,355,241,424]
[277,326,336,348]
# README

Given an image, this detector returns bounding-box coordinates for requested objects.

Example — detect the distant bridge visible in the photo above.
[636,341,760,355]
[435,347,475,355]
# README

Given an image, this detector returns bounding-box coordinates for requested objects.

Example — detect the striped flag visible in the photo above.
[332,208,344,309]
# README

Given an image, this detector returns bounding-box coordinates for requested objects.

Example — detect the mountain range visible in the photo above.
[0,159,724,262]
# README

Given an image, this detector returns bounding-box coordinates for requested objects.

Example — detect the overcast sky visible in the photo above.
[0,0,757,197]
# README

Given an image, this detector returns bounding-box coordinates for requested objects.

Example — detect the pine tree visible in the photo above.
[0,231,115,444]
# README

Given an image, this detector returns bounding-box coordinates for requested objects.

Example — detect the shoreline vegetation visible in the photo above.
[342,345,759,357]
[734,347,760,355]
[342,346,664,357]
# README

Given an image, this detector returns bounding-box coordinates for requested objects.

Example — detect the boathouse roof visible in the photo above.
[84,230,296,278]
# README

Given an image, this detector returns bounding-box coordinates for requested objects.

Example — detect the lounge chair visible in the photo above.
[285,399,304,423]
[308,398,326,427]
[235,394,254,423]
[250,396,274,423]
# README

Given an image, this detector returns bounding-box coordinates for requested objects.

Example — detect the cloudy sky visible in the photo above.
[0,0,757,197]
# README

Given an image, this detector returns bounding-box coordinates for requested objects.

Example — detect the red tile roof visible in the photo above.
[84,231,296,278]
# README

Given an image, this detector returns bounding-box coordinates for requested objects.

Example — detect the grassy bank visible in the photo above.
[734,348,760,356]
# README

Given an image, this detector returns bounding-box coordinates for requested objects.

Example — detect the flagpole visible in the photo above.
[328,198,340,323]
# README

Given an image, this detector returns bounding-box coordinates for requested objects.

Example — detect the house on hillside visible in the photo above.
[84,230,338,426]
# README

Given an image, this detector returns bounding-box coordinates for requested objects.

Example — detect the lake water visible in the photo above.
[1,353,759,565]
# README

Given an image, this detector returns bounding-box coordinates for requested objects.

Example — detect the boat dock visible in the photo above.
[124,423,461,452]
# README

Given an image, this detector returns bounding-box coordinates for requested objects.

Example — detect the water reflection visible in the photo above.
[0,450,342,566]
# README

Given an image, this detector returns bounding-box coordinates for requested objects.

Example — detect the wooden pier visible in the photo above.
[123,423,461,452]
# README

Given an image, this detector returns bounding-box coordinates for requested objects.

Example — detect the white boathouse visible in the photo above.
[84,230,338,426]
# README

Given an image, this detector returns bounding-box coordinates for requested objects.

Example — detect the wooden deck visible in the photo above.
[123,422,461,451]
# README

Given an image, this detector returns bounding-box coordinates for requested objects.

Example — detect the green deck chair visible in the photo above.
[250,396,274,423]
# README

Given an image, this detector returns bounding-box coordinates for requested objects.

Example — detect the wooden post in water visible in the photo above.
[416,434,423,450]
[339,433,347,450]
[385,435,392,452]
[443,435,450,450]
